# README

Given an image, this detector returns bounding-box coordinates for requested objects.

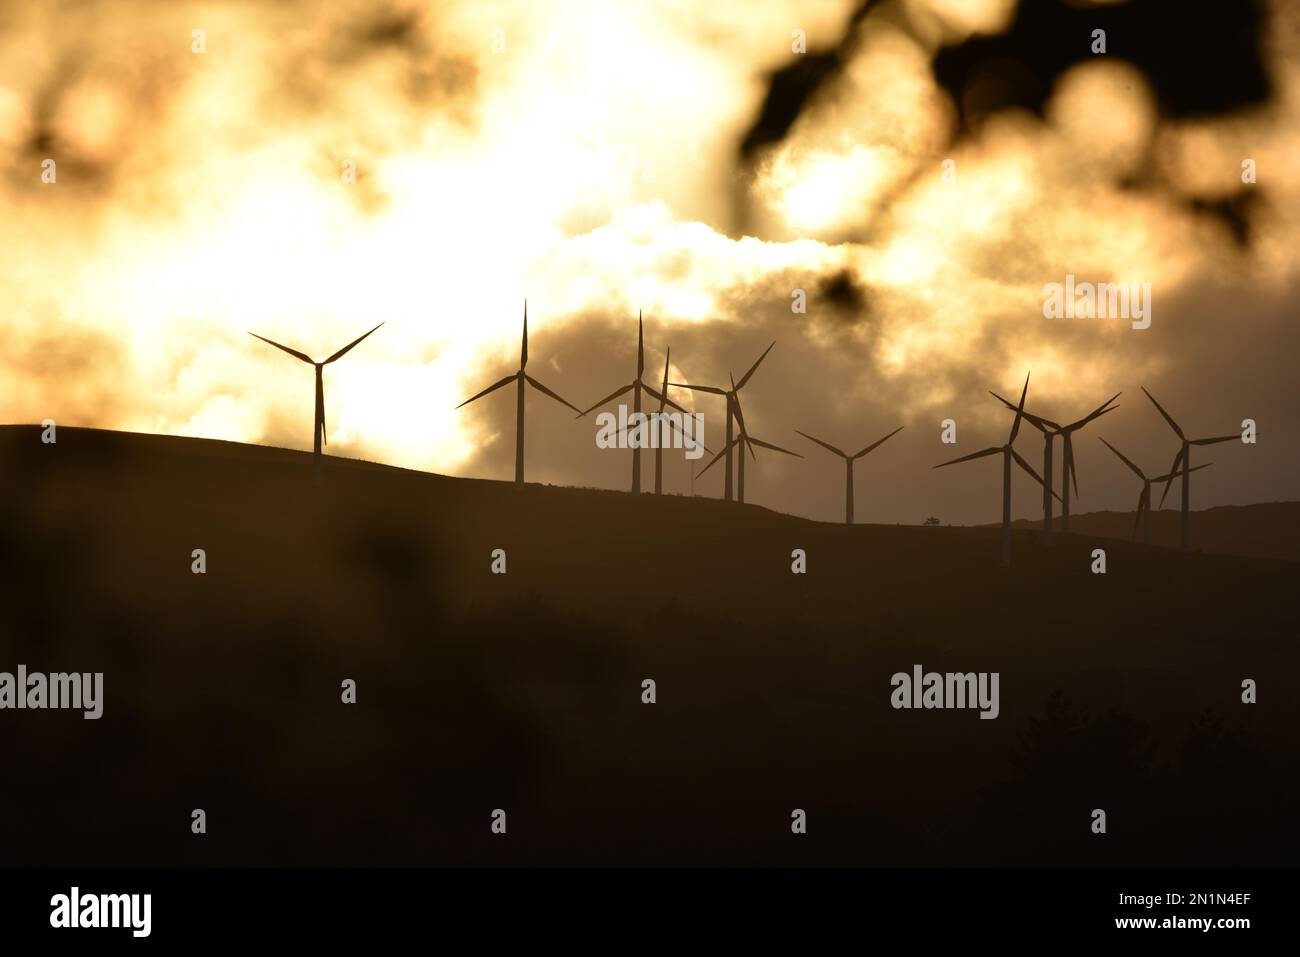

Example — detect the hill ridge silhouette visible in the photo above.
[1,423,1297,865]
[5,424,1293,561]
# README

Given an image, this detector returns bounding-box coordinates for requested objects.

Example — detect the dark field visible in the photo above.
[1,425,1296,866]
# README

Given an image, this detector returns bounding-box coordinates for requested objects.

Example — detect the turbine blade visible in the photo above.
[1009,372,1030,442]
[577,381,634,417]
[1081,392,1122,425]
[1154,462,1211,482]
[521,301,528,369]
[730,376,748,437]
[637,311,644,377]
[525,374,582,415]
[1064,435,1079,498]
[456,373,517,409]
[1065,392,1123,430]
[663,412,712,455]
[1141,386,1184,439]
[794,430,847,459]
[1157,447,1185,507]
[1190,434,1239,446]
[658,348,671,410]
[642,384,687,415]
[670,382,727,396]
[1132,489,1146,540]
[1012,448,1062,502]
[989,391,1052,433]
[1099,437,1145,480]
[1072,405,1118,431]
[323,322,384,364]
[735,341,775,390]
[853,425,904,458]
[933,446,1001,468]
[746,436,803,458]
[249,332,313,364]
[696,436,739,478]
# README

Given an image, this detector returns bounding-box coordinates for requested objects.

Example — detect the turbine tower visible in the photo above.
[991,391,1119,540]
[1100,437,1211,545]
[651,348,700,495]
[1142,387,1239,551]
[456,302,582,487]
[796,425,904,525]
[248,321,384,482]
[933,373,1059,566]
[576,313,686,493]
[671,342,774,502]
[992,405,1059,543]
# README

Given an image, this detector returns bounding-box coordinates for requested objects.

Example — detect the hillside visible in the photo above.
[1,425,1297,866]
[1003,503,1300,562]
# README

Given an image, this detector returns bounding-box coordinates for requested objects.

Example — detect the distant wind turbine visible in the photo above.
[695,376,801,503]
[991,391,1119,540]
[248,321,384,482]
[1141,387,1239,551]
[934,373,1059,566]
[456,302,581,487]
[796,425,904,525]
[1052,394,1121,533]
[576,313,687,493]
[671,342,774,501]
[1100,437,1211,545]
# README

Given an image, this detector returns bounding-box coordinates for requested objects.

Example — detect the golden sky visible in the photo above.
[2,0,1297,523]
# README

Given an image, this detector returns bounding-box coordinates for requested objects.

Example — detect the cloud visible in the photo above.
[0,0,1297,527]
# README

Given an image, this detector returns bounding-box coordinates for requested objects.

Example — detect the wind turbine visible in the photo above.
[1100,437,1212,545]
[796,426,904,525]
[695,382,801,503]
[456,302,582,487]
[990,391,1119,540]
[671,342,774,502]
[248,321,384,482]
[1142,387,1239,551]
[934,373,1059,566]
[1054,394,1121,533]
[576,313,686,493]
[722,376,802,503]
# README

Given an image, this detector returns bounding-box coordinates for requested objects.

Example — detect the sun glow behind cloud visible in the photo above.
[0,0,814,472]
